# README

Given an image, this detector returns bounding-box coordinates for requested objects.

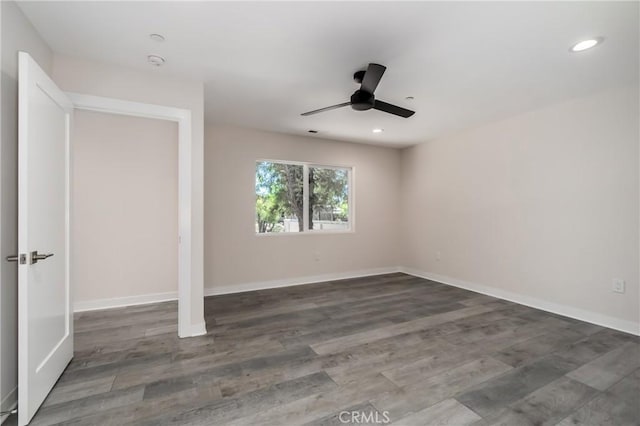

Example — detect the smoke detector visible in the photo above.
[149,33,165,42]
[147,55,166,67]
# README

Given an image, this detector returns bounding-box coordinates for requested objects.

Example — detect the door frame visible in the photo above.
[66,93,199,338]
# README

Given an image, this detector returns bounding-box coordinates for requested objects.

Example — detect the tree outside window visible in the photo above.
[255,161,351,234]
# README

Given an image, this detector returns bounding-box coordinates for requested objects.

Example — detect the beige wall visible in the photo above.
[0,1,53,416]
[204,125,402,290]
[51,54,205,329]
[400,85,639,331]
[1,18,636,416]
[72,110,178,304]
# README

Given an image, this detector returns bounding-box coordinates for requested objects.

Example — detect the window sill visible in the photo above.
[255,229,355,237]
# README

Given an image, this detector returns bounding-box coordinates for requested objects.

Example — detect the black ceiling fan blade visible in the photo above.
[373,100,415,118]
[301,102,350,116]
[301,102,351,116]
[360,63,386,94]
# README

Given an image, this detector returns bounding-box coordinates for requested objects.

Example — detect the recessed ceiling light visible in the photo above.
[405,96,415,100]
[372,128,384,133]
[149,34,165,42]
[570,37,603,52]
[147,55,166,66]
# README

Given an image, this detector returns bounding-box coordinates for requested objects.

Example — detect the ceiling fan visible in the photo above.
[301,63,415,118]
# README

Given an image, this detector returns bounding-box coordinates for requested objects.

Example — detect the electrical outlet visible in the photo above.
[612,279,625,294]
[436,251,441,261]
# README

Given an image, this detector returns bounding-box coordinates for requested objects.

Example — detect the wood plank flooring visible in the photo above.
[6,273,639,425]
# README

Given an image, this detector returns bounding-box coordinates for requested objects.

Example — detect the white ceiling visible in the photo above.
[19,1,639,147]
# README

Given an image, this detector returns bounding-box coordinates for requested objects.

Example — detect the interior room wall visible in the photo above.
[72,110,178,309]
[0,1,53,419]
[51,54,205,330]
[204,125,402,292]
[400,85,639,334]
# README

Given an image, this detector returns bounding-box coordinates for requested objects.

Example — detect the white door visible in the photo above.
[17,51,73,426]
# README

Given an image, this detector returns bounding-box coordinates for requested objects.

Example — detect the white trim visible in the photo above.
[0,387,17,424]
[73,291,178,313]
[66,94,190,123]
[399,267,640,336]
[65,92,202,338]
[204,267,401,296]
[68,266,637,338]
[256,158,354,170]
[72,266,401,313]
[188,322,207,337]
[254,229,356,237]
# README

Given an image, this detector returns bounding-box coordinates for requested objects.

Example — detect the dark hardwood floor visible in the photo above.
[8,273,640,425]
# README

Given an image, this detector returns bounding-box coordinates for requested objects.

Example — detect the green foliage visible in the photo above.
[337,201,349,222]
[255,194,282,233]
[256,162,304,232]
[256,162,349,233]
[310,168,349,225]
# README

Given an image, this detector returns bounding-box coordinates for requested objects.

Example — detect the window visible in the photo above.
[308,166,350,231]
[255,161,352,234]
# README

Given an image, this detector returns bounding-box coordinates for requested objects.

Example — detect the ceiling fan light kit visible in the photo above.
[301,63,415,118]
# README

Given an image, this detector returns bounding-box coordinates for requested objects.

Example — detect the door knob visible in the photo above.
[6,254,27,264]
[30,251,54,264]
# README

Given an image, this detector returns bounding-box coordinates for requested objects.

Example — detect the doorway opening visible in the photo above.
[68,93,199,338]
[73,110,178,331]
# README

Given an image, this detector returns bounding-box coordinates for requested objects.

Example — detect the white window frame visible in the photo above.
[255,159,354,236]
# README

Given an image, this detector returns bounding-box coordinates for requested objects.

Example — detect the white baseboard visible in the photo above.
[73,267,402,312]
[74,291,177,313]
[204,266,402,297]
[182,321,207,338]
[400,266,640,336]
[71,266,638,337]
[1,386,17,425]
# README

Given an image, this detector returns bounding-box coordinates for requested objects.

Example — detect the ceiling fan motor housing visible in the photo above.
[350,90,374,111]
